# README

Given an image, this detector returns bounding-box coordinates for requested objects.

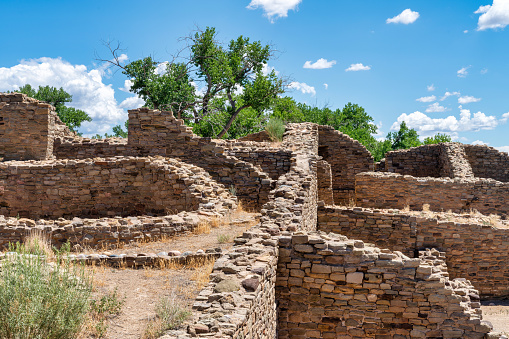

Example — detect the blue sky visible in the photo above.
[0,0,508,152]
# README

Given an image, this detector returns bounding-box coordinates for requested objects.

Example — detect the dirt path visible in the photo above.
[481,300,509,337]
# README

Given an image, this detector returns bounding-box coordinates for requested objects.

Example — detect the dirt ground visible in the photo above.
[82,211,258,339]
[481,300,509,336]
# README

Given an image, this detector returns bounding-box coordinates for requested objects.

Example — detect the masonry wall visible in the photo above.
[464,144,509,182]
[0,93,72,161]
[276,233,489,338]
[224,147,292,180]
[317,126,373,205]
[0,157,234,219]
[318,205,509,298]
[355,172,509,216]
[384,144,444,177]
[54,137,130,159]
[237,130,272,142]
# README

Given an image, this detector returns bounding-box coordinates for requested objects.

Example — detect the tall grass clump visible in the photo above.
[143,292,191,339]
[265,117,285,142]
[0,241,92,339]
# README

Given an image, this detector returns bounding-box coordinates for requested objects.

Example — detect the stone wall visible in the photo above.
[355,172,509,217]
[318,205,509,298]
[0,157,235,219]
[317,125,373,204]
[54,137,129,159]
[317,160,334,205]
[384,144,444,178]
[276,233,489,338]
[0,92,72,161]
[464,144,509,182]
[237,130,272,142]
[224,146,292,180]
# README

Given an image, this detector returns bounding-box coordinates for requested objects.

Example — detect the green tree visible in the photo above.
[423,133,452,145]
[16,84,92,134]
[113,27,285,139]
[386,121,422,150]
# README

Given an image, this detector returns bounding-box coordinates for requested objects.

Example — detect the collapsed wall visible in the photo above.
[318,205,509,298]
[318,125,374,204]
[277,233,490,338]
[0,157,235,219]
[355,172,509,216]
[0,93,72,161]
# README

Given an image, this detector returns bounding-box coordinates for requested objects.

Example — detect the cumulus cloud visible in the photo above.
[472,140,489,145]
[457,66,470,78]
[416,95,436,103]
[119,79,133,92]
[323,83,328,90]
[119,96,145,109]
[345,63,371,72]
[427,84,435,91]
[386,9,420,24]
[475,0,509,30]
[458,95,481,104]
[501,112,509,123]
[391,108,501,139]
[247,0,301,22]
[262,63,279,76]
[303,58,336,69]
[440,91,461,101]
[289,81,316,96]
[425,102,447,113]
[496,146,509,153]
[0,57,126,135]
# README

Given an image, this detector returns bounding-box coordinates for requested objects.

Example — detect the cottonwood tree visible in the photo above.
[102,27,285,138]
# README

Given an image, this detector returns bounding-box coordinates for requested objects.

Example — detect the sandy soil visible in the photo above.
[482,300,509,336]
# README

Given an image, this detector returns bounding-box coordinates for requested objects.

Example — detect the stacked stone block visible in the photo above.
[317,125,374,205]
[0,156,235,219]
[464,144,509,182]
[318,205,509,298]
[276,233,490,338]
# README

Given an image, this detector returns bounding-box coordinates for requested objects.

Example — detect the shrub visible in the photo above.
[143,292,191,338]
[265,117,285,142]
[0,242,92,339]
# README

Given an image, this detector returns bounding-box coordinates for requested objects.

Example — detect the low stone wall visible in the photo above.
[0,92,73,161]
[276,233,490,338]
[54,137,129,159]
[318,205,509,298]
[318,125,373,204]
[464,144,509,182]
[0,211,229,250]
[355,172,509,216]
[237,130,272,142]
[0,156,235,219]
[384,144,443,177]
[224,147,292,180]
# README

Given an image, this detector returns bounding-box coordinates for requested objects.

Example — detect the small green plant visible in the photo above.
[228,185,237,197]
[89,288,125,337]
[217,234,232,244]
[265,117,285,142]
[143,293,191,338]
[0,241,92,339]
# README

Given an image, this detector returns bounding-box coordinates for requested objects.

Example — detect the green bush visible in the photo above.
[0,242,92,339]
[143,293,191,338]
[265,117,285,142]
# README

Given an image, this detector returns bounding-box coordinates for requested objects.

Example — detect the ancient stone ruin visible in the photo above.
[1,92,509,338]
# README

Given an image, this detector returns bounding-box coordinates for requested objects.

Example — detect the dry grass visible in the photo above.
[422,203,430,212]
[23,229,54,259]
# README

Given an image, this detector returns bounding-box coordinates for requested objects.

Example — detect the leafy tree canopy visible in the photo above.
[15,84,92,134]
[112,27,285,139]
[423,133,452,145]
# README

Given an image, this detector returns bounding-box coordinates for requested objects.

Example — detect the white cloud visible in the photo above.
[391,108,501,139]
[117,54,129,63]
[289,81,316,96]
[416,95,436,103]
[119,79,133,92]
[345,63,371,72]
[247,0,301,22]
[0,57,126,135]
[472,140,489,145]
[464,30,469,33]
[425,102,447,113]
[386,9,420,24]
[501,112,509,123]
[323,83,328,90]
[262,63,279,76]
[475,1,509,30]
[119,96,145,109]
[440,91,461,101]
[458,95,481,104]
[427,84,435,91]
[481,68,488,74]
[303,58,336,69]
[457,66,470,78]
[496,146,509,153]
[155,62,169,75]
